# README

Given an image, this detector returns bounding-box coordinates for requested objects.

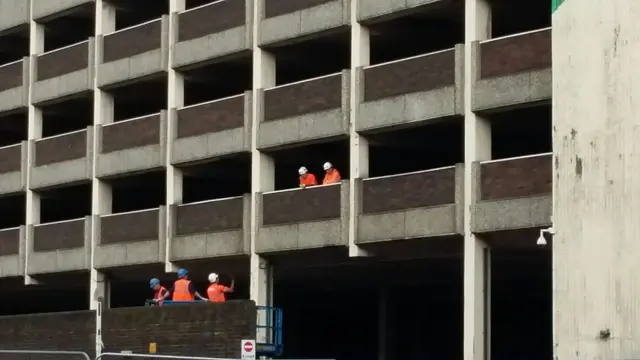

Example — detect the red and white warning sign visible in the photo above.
[241,339,256,360]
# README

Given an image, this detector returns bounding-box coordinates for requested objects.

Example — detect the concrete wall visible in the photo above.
[552,0,640,359]
[0,310,95,358]
[103,301,256,357]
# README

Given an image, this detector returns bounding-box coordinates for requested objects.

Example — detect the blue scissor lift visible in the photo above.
[256,306,283,357]
[146,301,283,357]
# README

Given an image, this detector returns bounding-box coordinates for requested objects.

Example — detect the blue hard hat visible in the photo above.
[149,278,160,288]
[177,268,188,278]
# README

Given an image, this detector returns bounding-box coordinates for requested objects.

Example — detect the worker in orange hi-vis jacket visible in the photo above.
[298,166,318,188]
[155,268,207,303]
[150,278,168,306]
[206,273,235,303]
[322,162,341,184]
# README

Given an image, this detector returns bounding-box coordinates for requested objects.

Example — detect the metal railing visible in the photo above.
[96,353,233,360]
[0,350,91,360]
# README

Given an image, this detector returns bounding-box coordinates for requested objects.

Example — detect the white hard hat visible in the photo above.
[208,273,219,283]
[298,166,308,175]
[323,162,332,171]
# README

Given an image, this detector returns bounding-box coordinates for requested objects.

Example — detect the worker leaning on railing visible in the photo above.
[153,268,208,304]
[149,278,169,306]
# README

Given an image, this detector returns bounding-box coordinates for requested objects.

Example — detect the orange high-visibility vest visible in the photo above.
[154,286,168,306]
[322,169,341,184]
[299,173,318,187]
[207,284,227,303]
[172,279,194,301]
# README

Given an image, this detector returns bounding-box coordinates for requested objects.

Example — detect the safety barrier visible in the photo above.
[0,350,91,360]
[96,352,335,360]
[95,352,233,360]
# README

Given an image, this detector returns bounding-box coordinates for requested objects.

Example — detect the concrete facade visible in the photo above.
[0,0,556,359]
[552,0,640,359]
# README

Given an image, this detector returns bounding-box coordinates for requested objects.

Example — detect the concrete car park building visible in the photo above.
[0,0,635,359]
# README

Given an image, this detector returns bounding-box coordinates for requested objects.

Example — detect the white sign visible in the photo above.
[241,339,256,360]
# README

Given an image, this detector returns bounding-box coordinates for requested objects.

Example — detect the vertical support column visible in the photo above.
[91,2,116,357]
[24,11,44,286]
[463,0,492,359]
[165,0,186,273]
[348,0,370,257]
[250,0,276,348]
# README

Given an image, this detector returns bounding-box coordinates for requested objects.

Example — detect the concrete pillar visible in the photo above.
[348,1,370,257]
[250,0,276,346]
[164,0,186,273]
[89,0,116,322]
[96,0,116,34]
[24,16,44,286]
[170,0,186,12]
[91,4,117,356]
[552,1,640,359]
[463,0,491,359]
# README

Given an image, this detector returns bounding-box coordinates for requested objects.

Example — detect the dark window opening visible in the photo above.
[269,31,351,85]
[491,249,552,360]
[110,171,166,213]
[269,139,350,191]
[41,95,93,137]
[39,183,91,223]
[0,193,25,229]
[275,257,462,360]
[0,275,89,315]
[41,3,95,52]
[491,0,550,38]
[488,104,551,160]
[110,0,169,30]
[367,3,464,65]
[111,77,167,122]
[185,0,218,10]
[108,259,249,308]
[180,154,251,204]
[181,55,252,106]
[367,119,463,177]
[0,111,28,147]
[107,265,172,308]
[0,26,29,65]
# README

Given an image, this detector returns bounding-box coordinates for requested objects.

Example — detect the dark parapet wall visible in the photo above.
[0,301,256,359]
[102,301,257,358]
[0,310,96,359]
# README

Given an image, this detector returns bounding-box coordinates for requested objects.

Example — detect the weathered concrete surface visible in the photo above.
[553,1,640,359]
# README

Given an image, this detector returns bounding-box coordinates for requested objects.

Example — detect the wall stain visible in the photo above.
[575,156,583,177]
[613,25,620,56]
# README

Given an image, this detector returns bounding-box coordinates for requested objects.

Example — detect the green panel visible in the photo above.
[552,0,565,13]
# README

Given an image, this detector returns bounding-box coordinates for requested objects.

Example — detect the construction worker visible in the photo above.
[150,278,169,306]
[298,166,317,188]
[322,162,341,184]
[206,273,235,303]
[155,268,207,303]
